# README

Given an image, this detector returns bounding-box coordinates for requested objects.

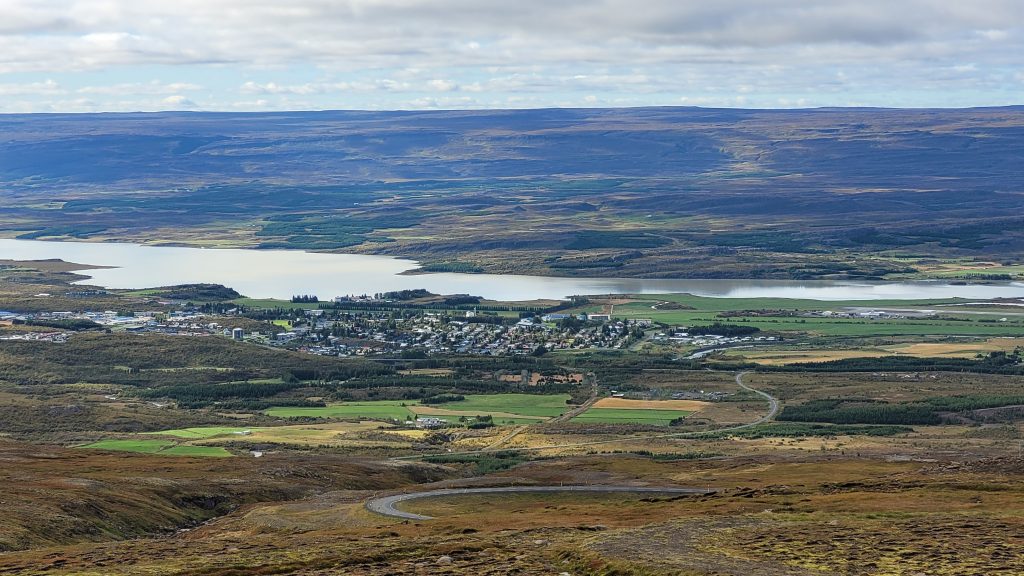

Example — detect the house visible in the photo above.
[415,417,446,429]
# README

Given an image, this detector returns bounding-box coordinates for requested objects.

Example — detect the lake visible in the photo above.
[3,238,1024,302]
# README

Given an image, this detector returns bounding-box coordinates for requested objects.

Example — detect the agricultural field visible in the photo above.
[569,398,703,426]
[79,439,232,457]
[726,337,1024,365]
[566,293,1024,340]
[572,407,691,425]
[264,394,573,425]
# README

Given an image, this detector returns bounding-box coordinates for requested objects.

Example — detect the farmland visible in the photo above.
[264,394,572,424]
[572,407,691,425]
[80,439,233,457]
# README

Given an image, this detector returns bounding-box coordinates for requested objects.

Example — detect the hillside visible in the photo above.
[2,106,1023,279]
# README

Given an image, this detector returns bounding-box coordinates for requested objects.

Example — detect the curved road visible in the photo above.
[393,371,779,460]
[733,370,779,426]
[366,485,714,520]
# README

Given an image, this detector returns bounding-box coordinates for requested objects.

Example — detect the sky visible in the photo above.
[0,0,1021,113]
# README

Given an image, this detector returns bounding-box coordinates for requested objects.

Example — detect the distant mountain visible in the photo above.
[1,107,1022,279]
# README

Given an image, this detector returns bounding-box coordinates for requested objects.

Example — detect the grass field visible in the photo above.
[79,439,233,457]
[265,394,573,424]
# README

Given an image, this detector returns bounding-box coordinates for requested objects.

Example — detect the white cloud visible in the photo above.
[77,80,202,95]
[0,1,1021,110]
[0,79,63,96]
[161,94,196,108]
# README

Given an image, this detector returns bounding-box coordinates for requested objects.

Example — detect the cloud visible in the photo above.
[0,79,63,96]
[161,94,197,108]
[77,80,202,95]
[0,1,1021,110]
[0,1,1020,72]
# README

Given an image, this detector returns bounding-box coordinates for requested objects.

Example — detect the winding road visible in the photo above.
[366,485,714,520]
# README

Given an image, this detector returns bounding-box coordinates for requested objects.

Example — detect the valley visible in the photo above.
[0,255,1022,574]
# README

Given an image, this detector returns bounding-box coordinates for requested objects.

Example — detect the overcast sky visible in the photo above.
[0,0,1021,112]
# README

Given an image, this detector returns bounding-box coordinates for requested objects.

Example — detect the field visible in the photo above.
[264,394,573,425]
[732,337,1024,365]
[572,407,692,425]
[145,426,257,439]
[430,393,572,418]
[582,294,1024,338]
[80,439,233,457]
[592,398,711,411]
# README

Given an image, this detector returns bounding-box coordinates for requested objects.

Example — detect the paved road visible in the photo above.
[393,371,779,460]
[366,485,714,520]
[734,370,779,426]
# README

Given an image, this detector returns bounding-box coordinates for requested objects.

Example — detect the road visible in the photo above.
[393,371,778,460]
[366,485,714,520]
[733,370,779,426]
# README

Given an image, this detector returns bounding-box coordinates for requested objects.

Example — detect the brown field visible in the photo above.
[746,370,1024,405]
[593,397,712,411]
[887,337,1024,357]
[736,349,890,365]
[733,337,1024,365]
[397,368,455,376]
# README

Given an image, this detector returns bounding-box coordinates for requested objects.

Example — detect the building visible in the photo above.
[415,417,446,429]
[232,328,244,340]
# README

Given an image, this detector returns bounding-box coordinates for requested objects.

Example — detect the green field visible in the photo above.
[264,394,573,424]
[572,408,691,426]
[603,295,1024,337]
[265,401,415,421]
[79,439,233,457]
[232,297,323,310]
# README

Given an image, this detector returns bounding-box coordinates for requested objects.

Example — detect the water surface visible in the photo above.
[3,239,1023,302]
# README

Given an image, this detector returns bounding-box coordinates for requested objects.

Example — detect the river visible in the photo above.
[2,239,1023,302]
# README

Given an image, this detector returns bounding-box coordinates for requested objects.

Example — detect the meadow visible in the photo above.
[80,439,232,457]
